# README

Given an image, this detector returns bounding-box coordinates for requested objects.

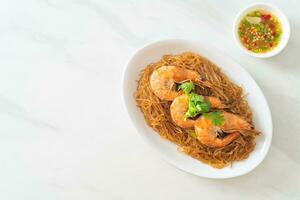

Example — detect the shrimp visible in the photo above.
[204,96,225,109]
[194,112,255,148]
[150,66,209,101]
[170,94,225,128]
[170,94,194,128]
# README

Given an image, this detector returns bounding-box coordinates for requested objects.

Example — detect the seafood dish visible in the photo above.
[135,52,260,168]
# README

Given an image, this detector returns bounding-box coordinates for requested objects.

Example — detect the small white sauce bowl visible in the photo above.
[233,3,290,58]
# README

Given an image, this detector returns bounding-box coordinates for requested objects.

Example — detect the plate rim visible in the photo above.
[122,38,273,179]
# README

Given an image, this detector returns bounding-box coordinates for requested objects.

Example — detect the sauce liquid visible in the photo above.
[238,10,282,53]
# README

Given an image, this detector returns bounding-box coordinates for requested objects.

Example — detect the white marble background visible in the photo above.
[0,0,299,199]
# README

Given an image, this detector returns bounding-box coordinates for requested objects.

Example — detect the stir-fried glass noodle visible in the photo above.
[135,52,260,168]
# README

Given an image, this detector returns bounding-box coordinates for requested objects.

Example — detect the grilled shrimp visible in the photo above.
[150,66,209,101]
[170,94,224,128]
[194,112,255,148]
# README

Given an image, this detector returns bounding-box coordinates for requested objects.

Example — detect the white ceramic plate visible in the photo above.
[122,39,272,179]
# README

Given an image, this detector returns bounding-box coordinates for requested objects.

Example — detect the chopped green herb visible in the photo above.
[184,93,211,119]
[178,81,195,94]
[199,101,210,113]
[178,82,221,122]
[203,111,225,126]
[190,92,204,102]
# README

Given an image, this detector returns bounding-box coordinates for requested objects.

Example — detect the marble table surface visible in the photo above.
[0,0,299,199]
